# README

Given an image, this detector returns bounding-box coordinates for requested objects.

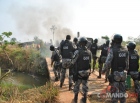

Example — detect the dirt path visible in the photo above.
[46,58,109,103]
[46,58,91,103]
[46,58,138,103]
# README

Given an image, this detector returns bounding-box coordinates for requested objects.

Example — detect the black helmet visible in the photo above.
[79,37,87,45]
[112,34,122,43]
[73,37,78,42]
[106,40,110,46]
[94,38,98,43]
[127,42,136,50]
[66,35,71,40]
[50,45,55,51]
[110,40,114,46]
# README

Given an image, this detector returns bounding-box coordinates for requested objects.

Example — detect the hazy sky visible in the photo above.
[0,0,140,43]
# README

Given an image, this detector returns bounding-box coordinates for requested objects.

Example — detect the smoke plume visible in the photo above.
[9,0,75,45]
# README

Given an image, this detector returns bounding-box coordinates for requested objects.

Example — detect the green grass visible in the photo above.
[0,82,60,102]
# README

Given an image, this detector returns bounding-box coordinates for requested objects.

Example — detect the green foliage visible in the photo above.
[0,45,49,77]
[2,32,12,37]
[34,36,42,44]
[0,82,59,102]
[0,32,16,50]
[101,35,109,40]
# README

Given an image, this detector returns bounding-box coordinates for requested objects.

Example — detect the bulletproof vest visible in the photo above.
[101,44,109,56]
[61,40,73,58]
[129,51,139,71]
[77,48,91,71]
[111,45,128,72]
[53,51,60,62]
[90,43,98,55]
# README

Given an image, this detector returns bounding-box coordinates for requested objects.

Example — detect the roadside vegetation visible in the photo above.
[0,82,59,103]
[0,32,59,103]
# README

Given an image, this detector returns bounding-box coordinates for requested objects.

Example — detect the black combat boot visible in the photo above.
[55,77,59,81]
[97,75,101,79]
[73,93,78,103]
[97,72,101,79]
[69,83,73,91]
[105,78,108,83]
[81,93,87,103]
[60,82,63,88]
[92,68,95,73]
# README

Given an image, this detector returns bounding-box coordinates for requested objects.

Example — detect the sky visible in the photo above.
[0,0,140,43]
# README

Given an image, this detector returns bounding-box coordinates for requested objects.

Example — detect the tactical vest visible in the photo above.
[101,44,109,56]
[111,46,128,73]
[53,51,60,62]
[129,51,139,71]
[61,40,73,58]
[90,43,98,55]
[77,48,91,71]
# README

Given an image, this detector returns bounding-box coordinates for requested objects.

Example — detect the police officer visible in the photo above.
[71,37,92,103]
[59,35,76,90]
[50,45,62,81]
[73,37,78,47]
[97,40,110,79]
[105,40,114,83]
[102,34,129,103]
[127,42,140,102]
[89,38,98,72]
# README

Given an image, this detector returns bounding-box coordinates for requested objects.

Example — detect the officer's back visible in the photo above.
[102,34,129,103]
[60,35,75,59]
[111,41,128,74]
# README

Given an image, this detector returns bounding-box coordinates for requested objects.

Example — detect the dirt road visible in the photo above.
[46,58,109,103]
[46,58,138,103]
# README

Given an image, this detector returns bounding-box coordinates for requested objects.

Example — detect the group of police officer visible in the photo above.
[50,34,140,103]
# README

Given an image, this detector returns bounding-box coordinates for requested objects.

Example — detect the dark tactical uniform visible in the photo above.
[102,34,129,103]
[73,37,80,49]
[127,42,140,102]
[72,37,92,103]
[89,39,98,72]
[59,35,76,89]
[98,41,109,78]
[105,41,114,82]
[98,40,109,79]
[51,49,61,81]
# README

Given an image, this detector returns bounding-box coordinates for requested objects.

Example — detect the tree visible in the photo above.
[101,35,109,40]
[0,32,16,66]
[126,35,140,45]
[34,36,41,44]
[10,37,17,42]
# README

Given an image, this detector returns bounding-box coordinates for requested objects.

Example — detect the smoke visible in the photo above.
[8,0,75,44]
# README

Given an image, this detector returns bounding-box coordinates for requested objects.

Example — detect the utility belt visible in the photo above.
[129,71,139,80]
[113,71,127,82]
[54,62,62,68]
[78,70,90,78]
[62,59,72,68]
